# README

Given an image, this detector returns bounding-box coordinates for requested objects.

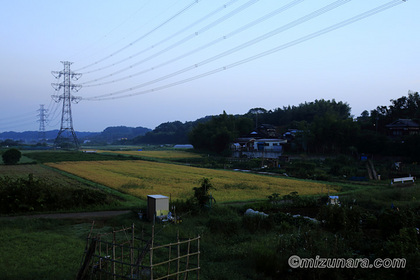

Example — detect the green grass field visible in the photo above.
[0,218,87,280]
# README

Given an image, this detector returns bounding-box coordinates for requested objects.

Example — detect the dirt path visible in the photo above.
[1,210,133,220]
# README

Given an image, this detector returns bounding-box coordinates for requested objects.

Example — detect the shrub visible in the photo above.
[243,214,274,233]
[207,207,241,235]
[2,148,21,165]
[317,204,347,232]
[193,177,216,209]
[0,174,114,214]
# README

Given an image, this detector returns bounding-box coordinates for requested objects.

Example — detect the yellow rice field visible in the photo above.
[46,160,331,202]
[94,150,202,159]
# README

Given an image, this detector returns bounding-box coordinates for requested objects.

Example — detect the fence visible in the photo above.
[77,222,200,280]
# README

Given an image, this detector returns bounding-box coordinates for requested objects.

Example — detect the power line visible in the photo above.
[80,0,242,76]
[85,0,406,101]
[0,109,38,131]
[68,0,152,61]
[82,0,304,88]
[75,0,203,72]
[0,111,38,123]
[0,120,38,131]
[46,100,61,125]
[84,0,352,99]
[81,0,259,82]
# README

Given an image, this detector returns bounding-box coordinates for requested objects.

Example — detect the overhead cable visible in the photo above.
[82,0,303,87]
[84,0,352,98]
[80,0,241,75]
[75,0,203,72]
[84,0,405,101]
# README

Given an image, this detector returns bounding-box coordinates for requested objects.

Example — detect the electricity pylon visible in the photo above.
[37,104,48,143]
[51,61,82,149]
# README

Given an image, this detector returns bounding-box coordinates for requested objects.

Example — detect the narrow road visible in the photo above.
[1,210,132,220]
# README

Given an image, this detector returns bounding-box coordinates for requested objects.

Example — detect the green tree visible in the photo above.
[193,177,216,208]
[370,91,420,133]
[265,99,352,126]
[2,148,21,165]
[246,107,268,128]
[189,111,253,154]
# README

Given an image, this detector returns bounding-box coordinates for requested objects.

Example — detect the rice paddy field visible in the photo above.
[46,160,332,202]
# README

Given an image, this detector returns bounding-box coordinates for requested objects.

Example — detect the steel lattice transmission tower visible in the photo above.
[51,61,82,149]
[37,104,48,143]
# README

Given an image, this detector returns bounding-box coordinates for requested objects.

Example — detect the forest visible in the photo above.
[128,91,420,161]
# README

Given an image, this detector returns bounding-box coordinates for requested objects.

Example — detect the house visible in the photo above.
[231,137,287,159]
[386,119,419,137]
[231,124,288,165]
[233,137,257,152]
[254,139,285,153]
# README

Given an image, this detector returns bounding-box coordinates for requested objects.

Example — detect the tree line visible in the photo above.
[129,92,420,159]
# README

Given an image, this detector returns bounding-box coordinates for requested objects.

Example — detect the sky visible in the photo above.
[0,0,418,132]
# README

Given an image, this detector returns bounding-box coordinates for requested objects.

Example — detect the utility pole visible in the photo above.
[51,61,82,149]
[37,104,48,143]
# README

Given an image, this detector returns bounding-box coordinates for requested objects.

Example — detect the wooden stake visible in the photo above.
[183,239,191,280]
[112,229,116,280]
[177,231,180,280]
[150,225,155,280]
[131,223,134,278]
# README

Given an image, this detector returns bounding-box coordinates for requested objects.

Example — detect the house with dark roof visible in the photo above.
[231,124,287,161]
[386,119,419,137]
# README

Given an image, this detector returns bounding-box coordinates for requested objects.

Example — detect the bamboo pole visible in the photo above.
[177,231,180,280]
[106,242,109,280]
[150,225,155,280]
[183,239,191,280]
[131,223,134,278]
[197,237,200,280]
[121,244,124,277]
[99,236,102,280]
[151,252,200,267]
[167,244,172,280]
[151,237,200,249]
[154,268,200,280]
[113,229,116,280]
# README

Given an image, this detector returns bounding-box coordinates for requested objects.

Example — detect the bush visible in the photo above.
[243,214,274,233]
[2,148,21,165]
[285,161,316,179]
[0,174,114,213]
[193,177,216,209]
[207,207,241,235]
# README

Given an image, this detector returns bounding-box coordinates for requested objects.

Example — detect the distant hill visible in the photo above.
[0,130,98,143]
[0,126,151,144]
[0,130,47,142]
[131,116,212,145]
[87,126,151,144]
